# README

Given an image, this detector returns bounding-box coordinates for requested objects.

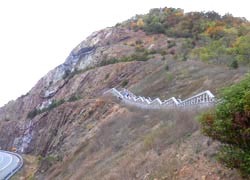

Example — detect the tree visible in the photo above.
[230,59,239,69]
[205,11,221,21]
[233,34,250,64]
[136,18,145,28]
[206,25,225,39]
[199,75,250,177]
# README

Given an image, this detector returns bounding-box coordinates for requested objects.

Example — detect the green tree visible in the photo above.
[230,59,239,69]
[199,75,250,177]
[233,34,250,64]
[143,14,165,34]
[121,79,129,87]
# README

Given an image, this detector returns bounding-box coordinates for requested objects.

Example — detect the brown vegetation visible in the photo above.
[34,103,242,180]
[0,7,249,180]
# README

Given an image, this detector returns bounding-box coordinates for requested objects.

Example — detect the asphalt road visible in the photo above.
[0,151,22,180]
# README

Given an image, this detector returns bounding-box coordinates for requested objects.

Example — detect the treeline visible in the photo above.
[123,7,250,66]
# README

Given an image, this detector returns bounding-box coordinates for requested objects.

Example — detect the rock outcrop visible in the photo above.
[0,12,248,179]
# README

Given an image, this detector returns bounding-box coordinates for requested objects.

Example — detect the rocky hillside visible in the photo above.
[0,7,249,179]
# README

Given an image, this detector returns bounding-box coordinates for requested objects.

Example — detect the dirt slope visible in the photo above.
[0,19,248,179]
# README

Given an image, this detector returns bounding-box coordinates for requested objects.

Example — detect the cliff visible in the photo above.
[0,7,249,179]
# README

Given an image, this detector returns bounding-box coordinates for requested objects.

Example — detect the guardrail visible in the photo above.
[1,150,23,180]
[104,88,215,109]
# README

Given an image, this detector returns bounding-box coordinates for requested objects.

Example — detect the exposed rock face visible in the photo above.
[38,27,142,101]
[0,24,247,179]
[0,27,145,151]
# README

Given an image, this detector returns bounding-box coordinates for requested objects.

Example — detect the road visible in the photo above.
[0,151,23,180]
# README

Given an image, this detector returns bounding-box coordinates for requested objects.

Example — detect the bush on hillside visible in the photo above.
[121,79,129,87]
[99,51,152,67]
[68,95,81,102]
[27,108,41,119]
[124,7,250,65]
[230,59,239,69]
[233,34,250,64]
[199,74,250,177]
[27,99,66,119]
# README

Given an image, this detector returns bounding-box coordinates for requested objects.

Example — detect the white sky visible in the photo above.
[0,0,249,107]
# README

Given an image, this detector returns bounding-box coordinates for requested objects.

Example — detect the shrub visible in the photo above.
[135,39,143,45]
[86,123,94,131]
[134,53,149,61]
[63,66,95,80]
[121,79,129,87]
[199,74,250,177]
[230,59,239,69]
[160,50,167,56]
[27,109,41,119]
[68,95,81,102]
[167,40,176,49]
[143,21,165,34]
[100,52,151,67]
[105,73,110,80]
[165,64,169,71]
[38,154,61,172]
[166,72,174,81]
[180,54,188,61]
[99,57,119,66]
[27,99,66,119]
[233,34,250,64]
[217,145,250,177]
[135,46,145,53]
[47,99,65,110]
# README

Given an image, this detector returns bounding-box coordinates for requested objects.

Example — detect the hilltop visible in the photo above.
[0,7,250,179]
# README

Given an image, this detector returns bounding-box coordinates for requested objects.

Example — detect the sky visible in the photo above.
[0,0,249,107]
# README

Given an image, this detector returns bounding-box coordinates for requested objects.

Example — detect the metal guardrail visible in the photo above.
[0,150,23,180]
[105,88,215,109]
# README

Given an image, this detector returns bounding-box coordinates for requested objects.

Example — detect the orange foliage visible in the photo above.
[130,21,137,29]
[175,12,184,17]
[136,18,145,28]
[203,113,215,125]
[95,99,105,108]
[206,25,225,38]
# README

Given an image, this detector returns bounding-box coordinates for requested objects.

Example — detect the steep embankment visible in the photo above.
[31,96,242,180]
[0,7,249,179]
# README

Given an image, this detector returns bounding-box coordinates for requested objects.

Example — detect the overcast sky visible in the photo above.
[0,0,249,106]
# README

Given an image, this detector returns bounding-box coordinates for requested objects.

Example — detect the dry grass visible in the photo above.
[130,59,247,100]
[11,155,39,180]
[94,108,200,180]
[34,100,242,180]
[142,109,199,152]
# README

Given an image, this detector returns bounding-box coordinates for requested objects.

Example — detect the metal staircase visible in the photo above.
[105,88,215,109]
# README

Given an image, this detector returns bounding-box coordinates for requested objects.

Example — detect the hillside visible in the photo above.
[0,7,250,179]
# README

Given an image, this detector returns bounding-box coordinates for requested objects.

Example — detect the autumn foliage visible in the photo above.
[122,7,250,66]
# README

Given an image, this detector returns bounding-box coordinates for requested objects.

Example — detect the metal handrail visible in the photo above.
[106,88,215,109]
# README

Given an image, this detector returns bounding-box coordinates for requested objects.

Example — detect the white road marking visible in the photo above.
[0,153,13,171]
[0,153,3,164]
[0,151,23,180]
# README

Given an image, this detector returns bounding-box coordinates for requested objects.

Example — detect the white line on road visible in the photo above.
[0,153,13,171]
[0,151,23,180]
[0,153,3,164]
